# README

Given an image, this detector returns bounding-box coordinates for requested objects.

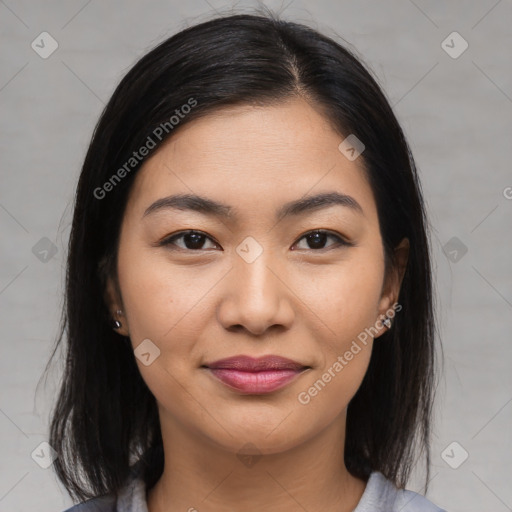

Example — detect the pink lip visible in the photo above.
[203,355,309,394]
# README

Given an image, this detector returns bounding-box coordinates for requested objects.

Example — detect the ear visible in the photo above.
[104,275,130,337]
[374,237,409,338]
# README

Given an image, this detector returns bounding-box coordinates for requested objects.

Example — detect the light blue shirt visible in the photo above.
[63,469,446,511]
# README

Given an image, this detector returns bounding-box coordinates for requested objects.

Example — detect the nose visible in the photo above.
[217,251,295,337]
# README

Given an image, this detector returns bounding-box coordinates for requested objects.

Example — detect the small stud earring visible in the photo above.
[382,316,392,329]
[112,309,123,330]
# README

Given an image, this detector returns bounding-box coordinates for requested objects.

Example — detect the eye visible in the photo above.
[159,230,220,251]
[159,229,352,252]
[292,230,351,251]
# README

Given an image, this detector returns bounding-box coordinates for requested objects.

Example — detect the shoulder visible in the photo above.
[60,467,147,512]
[61,493,116,512]
[355,472,447,512]
[60,460,145,512]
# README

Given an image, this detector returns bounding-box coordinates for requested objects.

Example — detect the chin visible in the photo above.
[202,419,310,457]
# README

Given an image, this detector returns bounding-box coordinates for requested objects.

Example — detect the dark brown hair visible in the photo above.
[43,10,439,503]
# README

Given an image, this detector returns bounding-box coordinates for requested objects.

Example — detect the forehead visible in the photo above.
[124,98,377,224]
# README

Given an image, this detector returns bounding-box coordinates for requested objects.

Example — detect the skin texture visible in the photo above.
[105,97,409,512]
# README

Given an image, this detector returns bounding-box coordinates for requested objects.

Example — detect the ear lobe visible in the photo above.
[103,276,130,336]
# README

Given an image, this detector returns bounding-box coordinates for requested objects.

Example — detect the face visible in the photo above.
[105,97,407,456]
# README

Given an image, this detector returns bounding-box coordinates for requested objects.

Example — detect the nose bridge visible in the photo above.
[233,239,280,303]
[217,237,293,334]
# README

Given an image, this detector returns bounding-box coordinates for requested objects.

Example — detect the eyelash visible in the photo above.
[158,229,353,252]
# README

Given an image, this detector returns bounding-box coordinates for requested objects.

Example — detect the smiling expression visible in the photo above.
[104,97,406,454]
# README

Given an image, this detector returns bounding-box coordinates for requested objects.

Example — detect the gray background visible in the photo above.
[1,1,511,511]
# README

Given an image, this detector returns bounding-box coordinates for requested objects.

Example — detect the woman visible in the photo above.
[46,10,445,512]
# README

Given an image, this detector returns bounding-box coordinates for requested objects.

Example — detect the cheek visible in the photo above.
[295,261,380,416]
[293,252,385,341]
[297,343,372,414]
[292,249,383,403]
[117,241,215,343]
[116,247,211,424]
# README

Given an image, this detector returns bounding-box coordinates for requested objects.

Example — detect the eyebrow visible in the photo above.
[142,191,364,221]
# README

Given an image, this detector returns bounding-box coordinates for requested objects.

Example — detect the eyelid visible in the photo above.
[291,229,354,250]
[158,230,221,250]
[158,229,353,251]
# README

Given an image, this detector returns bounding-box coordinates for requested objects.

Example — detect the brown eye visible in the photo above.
[160,230,220,251]
[159,229,352,252]
[292,230,351,251]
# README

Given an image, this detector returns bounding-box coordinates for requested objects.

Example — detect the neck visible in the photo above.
[146,409,367,512]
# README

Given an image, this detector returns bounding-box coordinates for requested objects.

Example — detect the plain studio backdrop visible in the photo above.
[0,1,511,511]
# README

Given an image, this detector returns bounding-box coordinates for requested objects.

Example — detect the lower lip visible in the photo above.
[206,368,305,394]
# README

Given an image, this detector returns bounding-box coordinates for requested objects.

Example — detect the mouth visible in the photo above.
[201,355,311,394]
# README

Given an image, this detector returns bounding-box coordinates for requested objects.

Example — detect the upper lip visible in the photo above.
[203,355,308,372]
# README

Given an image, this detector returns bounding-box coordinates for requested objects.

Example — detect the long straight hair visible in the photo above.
[43,10,439,503]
